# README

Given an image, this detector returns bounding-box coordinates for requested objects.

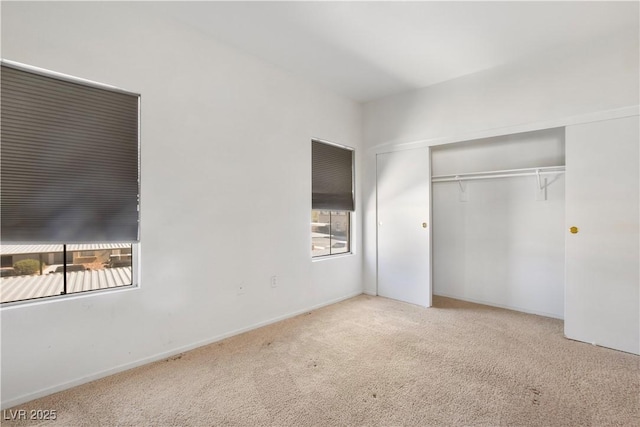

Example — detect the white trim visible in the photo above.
[374,153,380,297]
[0,291,363,409]
[0,59,140,97]
[132,242,141,290]
[311,252,355,262]
[369,105,640,154]
[311,137,355,152]
[427,147,433,308]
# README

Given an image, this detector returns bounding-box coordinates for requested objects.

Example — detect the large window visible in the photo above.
[311,140,354,258]
[0,60,140,304]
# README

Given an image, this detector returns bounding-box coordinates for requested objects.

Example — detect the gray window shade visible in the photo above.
[312,141,354,211]
[1,63,139,243]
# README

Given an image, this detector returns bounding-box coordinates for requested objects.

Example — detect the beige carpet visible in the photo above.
[4,295,639,426]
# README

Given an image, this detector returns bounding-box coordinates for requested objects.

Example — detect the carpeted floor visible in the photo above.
[4,295,639,426]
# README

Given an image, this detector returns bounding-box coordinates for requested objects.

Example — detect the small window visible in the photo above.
[311,140,354,258]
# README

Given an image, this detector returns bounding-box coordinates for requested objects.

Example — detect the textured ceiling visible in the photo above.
[153,1,639,102]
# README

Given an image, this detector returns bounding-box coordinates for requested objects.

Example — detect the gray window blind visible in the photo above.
[1,63,140,243]
[312,140,354,211]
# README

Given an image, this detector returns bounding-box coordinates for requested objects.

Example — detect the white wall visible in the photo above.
[362,27,639,295]
[363,28,639,148]
[431,129,565,318]
[0,2,362,408]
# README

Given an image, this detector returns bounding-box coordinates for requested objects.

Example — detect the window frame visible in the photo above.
[311,138,355,259]
[311,210,353,259]
[0,59,141,305]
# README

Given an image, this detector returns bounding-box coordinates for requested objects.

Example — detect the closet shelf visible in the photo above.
[431,166,565,183]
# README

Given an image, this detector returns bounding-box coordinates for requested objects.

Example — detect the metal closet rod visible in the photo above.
[431,166,565,183]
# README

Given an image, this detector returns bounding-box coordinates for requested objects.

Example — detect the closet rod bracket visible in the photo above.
[536,169,544,190]
[456,176,465,193]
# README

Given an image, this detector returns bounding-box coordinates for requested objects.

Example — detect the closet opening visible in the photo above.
[431,128,566,318]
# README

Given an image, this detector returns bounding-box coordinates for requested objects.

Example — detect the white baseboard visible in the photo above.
[1,291,363,409]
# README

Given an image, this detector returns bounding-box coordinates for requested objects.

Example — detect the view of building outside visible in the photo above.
[311,211,350,257]
[0,244,133,303]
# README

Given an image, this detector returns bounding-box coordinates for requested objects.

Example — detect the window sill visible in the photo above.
[312,252,354,262]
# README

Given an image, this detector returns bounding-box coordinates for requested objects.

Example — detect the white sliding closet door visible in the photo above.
[565,115,639,354]
[376,148,431,307]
